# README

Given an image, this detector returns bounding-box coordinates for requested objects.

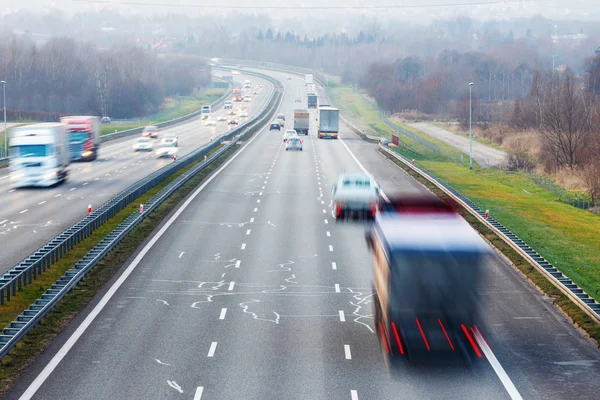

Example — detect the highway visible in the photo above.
[0,71,272,274]
[8,70,600,400]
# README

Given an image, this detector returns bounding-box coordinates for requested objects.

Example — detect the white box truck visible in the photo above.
[9,123,70,188]
[201,105,211,120]
[317,106,340,139]
[60,116,100,161]
[305,74,314,85]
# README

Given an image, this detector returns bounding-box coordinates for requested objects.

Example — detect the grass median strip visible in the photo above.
[379,148,600,345]
[0,143,233,395]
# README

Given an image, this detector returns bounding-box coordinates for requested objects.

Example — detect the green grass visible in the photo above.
[99,87,227,136]
[432,121,505,151]
[380,148,600,343]
[0,143,234,396]
[327,80,600,304]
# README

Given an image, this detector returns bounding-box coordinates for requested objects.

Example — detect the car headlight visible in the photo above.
[82,150,93,157]
[43,171,57,180]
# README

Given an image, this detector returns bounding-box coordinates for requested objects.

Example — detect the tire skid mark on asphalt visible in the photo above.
[239,299,280,324]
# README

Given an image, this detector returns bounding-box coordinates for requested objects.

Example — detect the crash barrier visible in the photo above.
[238,60,600,328]
[0,69,283,360]
[378,144,600,325]
[220,58,329,87]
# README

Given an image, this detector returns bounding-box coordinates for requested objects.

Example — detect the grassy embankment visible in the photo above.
[327,81,600,328]
[99,87,227,136]
[0,142,235,395]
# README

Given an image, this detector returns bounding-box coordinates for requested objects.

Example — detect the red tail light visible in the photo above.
[335,203,341,217]
[415,318,430,351]
[371,204,376,217]
[438,319,455,351]
[391,322,404,355]
[461,324,482,358]
[300,140,303,145]
[379,322,390,354]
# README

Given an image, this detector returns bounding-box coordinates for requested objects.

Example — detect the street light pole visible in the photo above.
[1,81,6,156]
[469,82,474,171]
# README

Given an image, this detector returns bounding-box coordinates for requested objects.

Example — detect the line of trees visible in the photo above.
[0,36,211,119]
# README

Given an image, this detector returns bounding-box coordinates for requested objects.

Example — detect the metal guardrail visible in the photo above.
[0,70,283,359]
[221,58,329,87]
[246,60,600,326]
[378,144,600,325]
[0,69,277,306]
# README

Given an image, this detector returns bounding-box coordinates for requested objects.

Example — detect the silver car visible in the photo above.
[133,137,154,152]
[285,137,303,151]
[331,173,381,220]
[282,129,298,142]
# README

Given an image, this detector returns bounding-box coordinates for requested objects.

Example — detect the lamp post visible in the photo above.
[1,81,6,156]
[469,82,474,171]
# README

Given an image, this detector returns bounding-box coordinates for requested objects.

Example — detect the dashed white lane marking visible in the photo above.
[322,209,326,213]
[259,192,263,196]
[335,284,340,293]
[246,229,251,235]
[228,282,235,291]
[351,390,359,400]
[55,194,61,197]
[178,251,185,259]
[321,201,325,204]
[329,245,333,252]
[235,260,241,268]
[8,189,15,193]
[339,310,346,322]
[38,201,46,205]
[94,177,100,181]
[0,219,7,225]
[324,219,328,224]
[70,188,76,191]
[253,208,258,212]
[82,182,88,186]
[344,345,352,360]
[207,342,218,357]
[250,218,254,223]
[241,243,246,250]
[326,231,330,237]
[194,387,204,400]
[332,262,337,270]
[20,209,28,214]
[219,308,227,320]
[257,199,260,203]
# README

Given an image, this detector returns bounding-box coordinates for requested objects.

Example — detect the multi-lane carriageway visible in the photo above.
[0,71,271,274]
[6,70,600,400]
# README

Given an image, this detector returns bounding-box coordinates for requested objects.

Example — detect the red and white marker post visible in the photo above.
[485,209,489,219]
[88,204,92,214]
[411,159,415,165]
[140,204,144,214]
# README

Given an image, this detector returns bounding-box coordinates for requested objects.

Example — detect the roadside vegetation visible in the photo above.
[327,80,600,307]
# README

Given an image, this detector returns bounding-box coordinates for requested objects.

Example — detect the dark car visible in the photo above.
[270,121,281,131]
[229,119,239,125]
[101,116,111,124]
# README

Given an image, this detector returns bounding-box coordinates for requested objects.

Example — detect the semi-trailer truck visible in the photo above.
[293,109,309,135]
[307,83,316,94]
[365,196,491,366]
[308,94,318,108]
[9,123,70,188]
[317,106,339,139]
[60,116,100,161]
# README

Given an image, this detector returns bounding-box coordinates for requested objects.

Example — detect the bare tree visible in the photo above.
[537,69,592,170]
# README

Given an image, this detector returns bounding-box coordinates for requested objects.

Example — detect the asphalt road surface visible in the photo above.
[8,70,600,400]
[0,71,272,274]
[407,122,507,168]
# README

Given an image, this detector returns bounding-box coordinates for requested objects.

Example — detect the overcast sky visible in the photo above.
[3,1,600,22]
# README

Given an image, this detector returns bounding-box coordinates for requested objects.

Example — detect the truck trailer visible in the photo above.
[293,109,309,135]
[305,74,314,85]
[307,94,318,108]
[365,196,491,366]
[9,123,70,188]
[317,106,339,139]
[60,116,100,161]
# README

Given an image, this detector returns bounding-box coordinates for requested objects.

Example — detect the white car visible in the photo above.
[155,142,178,158]
[285,136,303,151]
[160,136,178,147]
[239,111,249,118]
[133,137,154,152]
[244,95,252,102]
[217,115,228,121]
[204,119,217,126]
[282,129,298,142]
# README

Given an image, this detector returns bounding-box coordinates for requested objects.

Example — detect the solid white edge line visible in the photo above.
[344,344,352,360]
[351,390,359,400]
[207,342,218,357]
[474,329,524,400]
[337,136,390,202]
[219,308,227,320]
[194,386,204,400]
[17,109,269,400]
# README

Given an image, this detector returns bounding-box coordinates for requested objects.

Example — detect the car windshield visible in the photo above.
[342,177,371,187]
[69,131,89,142]
[144,127,157,132]
[11,144,49,157]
